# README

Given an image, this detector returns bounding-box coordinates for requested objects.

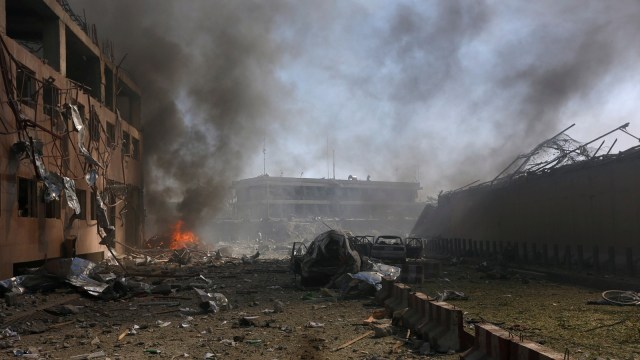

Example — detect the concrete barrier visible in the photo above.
[417,300,473,352]
[460,323,512,360]
[384,283,411,315]
[510,338,567,360]
[461,323,569,360]
[400,292,428,329]
[375,276,395,305]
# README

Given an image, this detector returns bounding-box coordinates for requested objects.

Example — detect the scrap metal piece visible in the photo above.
[68,104,104,168]
[81,148,104,168]
[43,172,64,202]
[95,192,110,229]
[63,177,81,214]
[0,277,26,295]
[41,258,109,296]
[194,288,228,313]
[85,168,98,187]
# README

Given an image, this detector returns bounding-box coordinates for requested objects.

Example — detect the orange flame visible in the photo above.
[170,220,199,249]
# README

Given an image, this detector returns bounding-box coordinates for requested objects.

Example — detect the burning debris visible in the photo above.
[144,220,201,250]
[170,220,200,250]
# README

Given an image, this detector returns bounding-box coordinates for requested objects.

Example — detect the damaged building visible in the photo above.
[233,175,422,221]
[413,124,640,276]
[216,176,424,243]
[0,0,144,278]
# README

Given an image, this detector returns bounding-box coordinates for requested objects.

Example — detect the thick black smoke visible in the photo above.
[69,1,640,231]
[69,0,293,232]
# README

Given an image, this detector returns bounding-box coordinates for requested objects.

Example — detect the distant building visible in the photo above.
[0,0,144,278]
[232,175,422,221]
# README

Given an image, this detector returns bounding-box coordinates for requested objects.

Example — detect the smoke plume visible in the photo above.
[69,0,640,231]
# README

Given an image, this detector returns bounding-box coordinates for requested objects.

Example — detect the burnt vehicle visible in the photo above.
[405,237,426,259]
[290,230,361,287]
[370,235,406,264]
[348,235,374,258]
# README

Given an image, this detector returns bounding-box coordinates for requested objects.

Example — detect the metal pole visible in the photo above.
[605,138,618,155]
[332,149,335,180]
[591,140,606,159]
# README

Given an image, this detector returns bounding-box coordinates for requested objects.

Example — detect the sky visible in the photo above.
[68,0,640,228]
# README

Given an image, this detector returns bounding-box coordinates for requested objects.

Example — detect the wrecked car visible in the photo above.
[348,234,374,258]
[370,235,406,264]
[291,230,361,287]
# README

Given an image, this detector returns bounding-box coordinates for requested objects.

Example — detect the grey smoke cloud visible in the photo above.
[69,0,640,230]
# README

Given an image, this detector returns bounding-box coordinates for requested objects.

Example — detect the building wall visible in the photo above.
[0,0,144,278]
[413,150,640,273]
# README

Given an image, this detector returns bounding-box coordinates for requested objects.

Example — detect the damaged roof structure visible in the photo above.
[413,124,640,275]
[0,0,144,278]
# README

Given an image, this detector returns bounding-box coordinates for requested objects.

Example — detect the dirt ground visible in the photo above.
[1,256,639,360]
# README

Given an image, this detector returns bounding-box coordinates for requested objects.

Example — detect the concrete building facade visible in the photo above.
[233,176,422,221]
[0,0,143,278]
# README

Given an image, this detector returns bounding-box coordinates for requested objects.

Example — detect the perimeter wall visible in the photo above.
[413,149,640,275]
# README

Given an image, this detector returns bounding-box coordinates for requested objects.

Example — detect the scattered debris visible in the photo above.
[170,249,193,265]
[239,316,261,327]
[306,321,325,328]
[599,290,640,306]
[68,351,106,359]
[194,288,228,313]
[332,330,375,352]
[438,290,468,301]
[241,251,261,264]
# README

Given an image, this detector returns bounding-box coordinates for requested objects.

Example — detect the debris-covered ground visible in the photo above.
[1,251,639,359]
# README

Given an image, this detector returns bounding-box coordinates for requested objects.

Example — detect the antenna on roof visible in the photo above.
[326,136,330,179]
[263,137,266,176]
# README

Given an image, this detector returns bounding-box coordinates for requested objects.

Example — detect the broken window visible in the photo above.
[122,131,130,155]
[116,81,141,127]
[18,177,38,218]
[76,189,87,220]
[106,122,115,146]
[90,191,97,220]
[132,137,139,160]
[61,135,70,172]
[43,81,60,117]
[16,65,37,109]
[107,194,116,226]
[65,27,101,100]
[89,107,100,142]
[6,1,62,70]
[104,66,114,110]
[43,193,60,219]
